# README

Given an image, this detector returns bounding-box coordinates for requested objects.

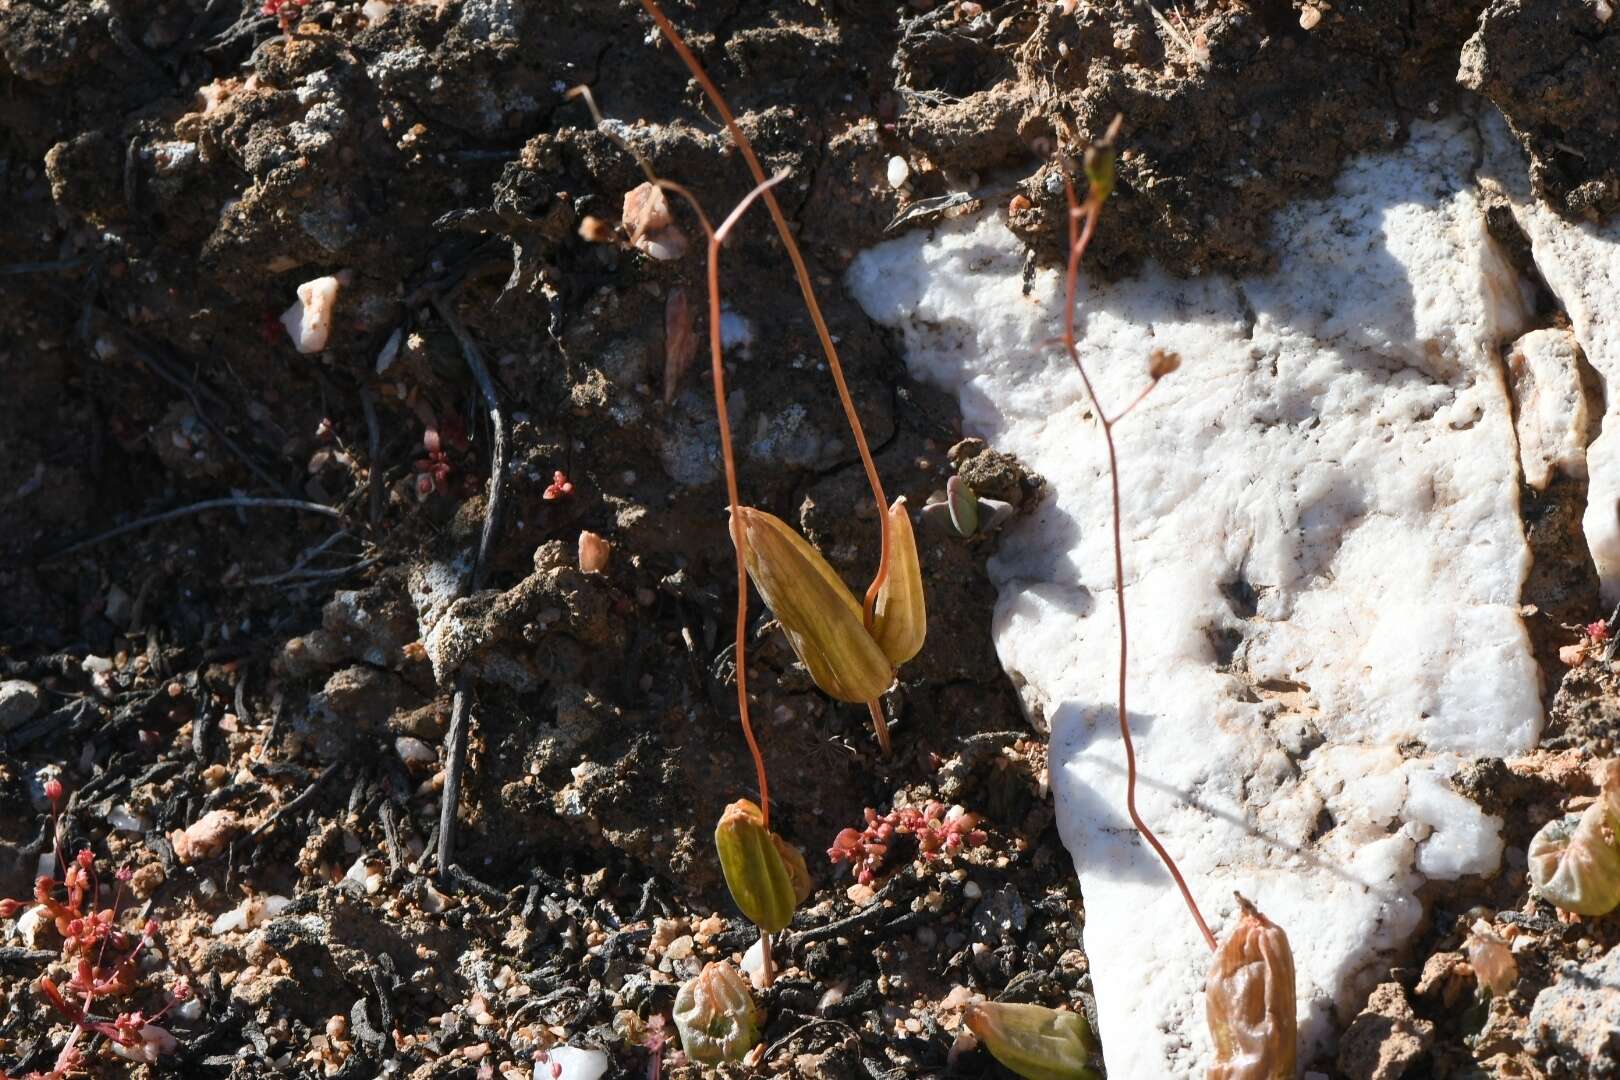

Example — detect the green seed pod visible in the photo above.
[715,799,810,934]
[871,497,926,667]
[672,961,760,1064]
[1083,115,1124,204]
[963,1001,1099,1080]
[734,507,894,703]
[1206,894,1297,1080]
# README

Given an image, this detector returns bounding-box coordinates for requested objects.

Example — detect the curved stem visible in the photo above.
[709,174,790,826]
[866,699,891,757]
[638,0,893,626]
[1061,184,1217,953]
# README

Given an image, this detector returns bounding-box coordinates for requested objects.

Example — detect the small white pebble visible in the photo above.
[1299,4,1321,29]
[887,155,911,189]
[1596,0,1613,21]
[281,272,351,354]
[740,936,769,988]
[963,881,983,900]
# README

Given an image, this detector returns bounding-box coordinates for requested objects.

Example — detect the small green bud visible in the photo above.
[871,497,926,667]
[734,507,895,703]
[673,961,760,1064]
[715,799,811,934]
[1083,114,1124,204]
[963,1002,1099,1080]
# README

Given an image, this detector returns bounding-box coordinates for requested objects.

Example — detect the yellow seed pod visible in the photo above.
[734,507,894,703]
[871,497,926,667]
[715,799,808,934]
[963,1001,1099,1080]
[1206,894,1297,1080]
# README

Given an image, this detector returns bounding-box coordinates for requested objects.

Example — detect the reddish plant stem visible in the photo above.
[567,84,782,824]
[709,179,789,826]
[1061,184,1217,953]
[638,0,895,635]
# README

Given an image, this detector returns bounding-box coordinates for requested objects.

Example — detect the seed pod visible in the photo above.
[1206,894,1297,1080]
[871,497,926,666]
[715,799,810,934]
[963,1001,1099,1080]
[672,961,760,1064]
[734,507,894,703]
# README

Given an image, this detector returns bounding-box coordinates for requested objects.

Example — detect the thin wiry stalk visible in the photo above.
[569,84,784,823]
[637,0,901,755]
[1060,174,1216,953]
[637,0,894,629]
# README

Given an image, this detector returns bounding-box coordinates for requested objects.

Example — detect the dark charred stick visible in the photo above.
[37,497,341,563]
[778,877,903,952]
[359,383,384,527]
[430,293,510,885]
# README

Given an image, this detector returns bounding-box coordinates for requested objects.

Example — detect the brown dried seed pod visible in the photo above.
[1206,894,1297,1080]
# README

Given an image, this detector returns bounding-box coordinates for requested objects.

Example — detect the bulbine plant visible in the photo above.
[637,0,920,757]
[1054,124,1298,1074]
[584,0,930,1011]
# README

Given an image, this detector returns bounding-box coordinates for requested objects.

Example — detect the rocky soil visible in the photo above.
[1,0,1618,1077]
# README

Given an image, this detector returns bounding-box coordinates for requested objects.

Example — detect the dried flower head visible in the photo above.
[963,1001,1099,1080]
[1206,894,1297,1080]
[1465,920,1517,997]
[672,961,760,1064]
[1527,764,1620,916]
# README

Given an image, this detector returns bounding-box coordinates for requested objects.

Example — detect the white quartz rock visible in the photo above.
[850,117,1537,1078]
[535,1046,608,1080]
[1505,327,1590,490]
[1481,112,1620,598]
[281,271,350,354]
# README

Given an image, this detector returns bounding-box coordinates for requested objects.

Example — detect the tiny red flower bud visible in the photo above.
[116,866,133,882]
[44,778,63,802]
[77,849,93,869]
[144,918,160,938]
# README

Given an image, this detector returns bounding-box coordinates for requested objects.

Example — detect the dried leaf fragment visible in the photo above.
[1206,894,1297,1080]
[1465,919,1517,996]
[663,287,698,404]
[963,1001,1099,1080]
